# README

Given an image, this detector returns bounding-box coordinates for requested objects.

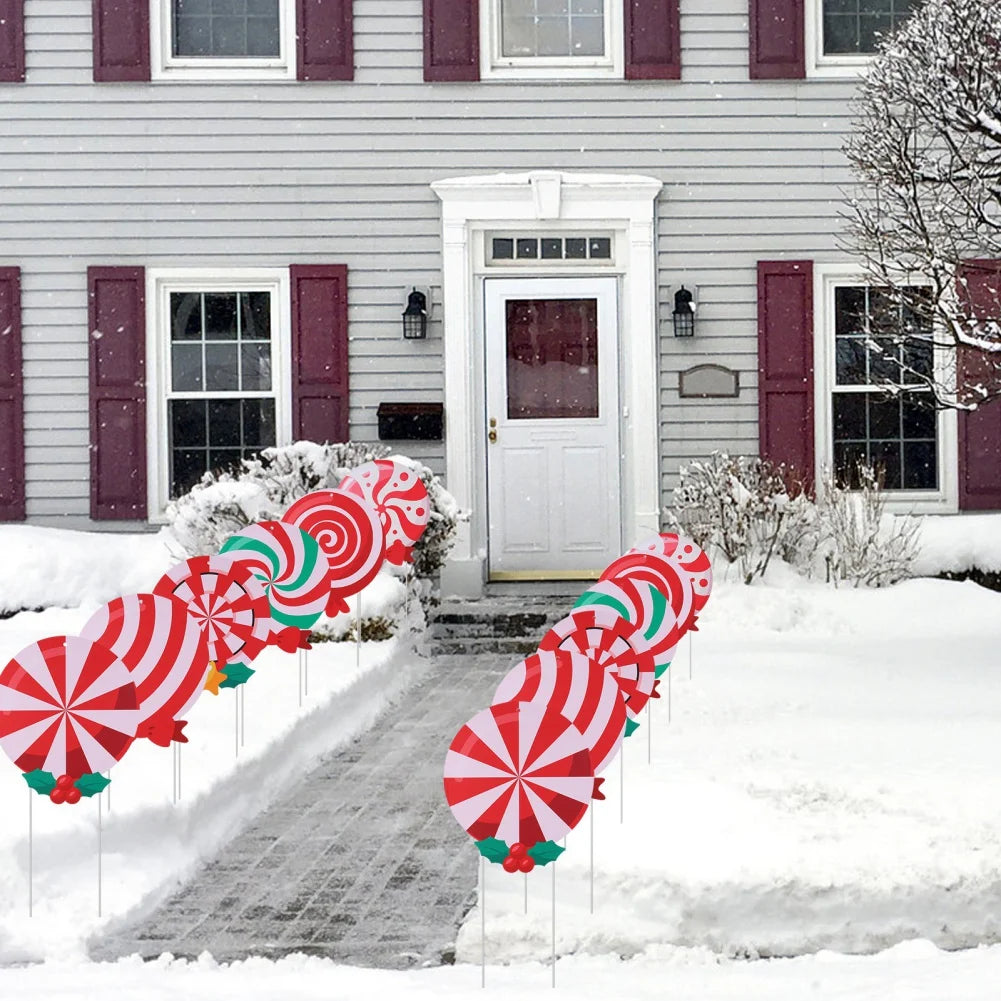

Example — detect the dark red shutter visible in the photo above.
[88,267,147,520]
[958,260,1001,510]
[92,0,150,82]
[297,0,354,81]
[749,0,805,80]
[424,0,479,81]
[0,268,24,521]
[758,260,814,485]
[290,265,349,444]
[0,0,25,83]
[625,0,680,80]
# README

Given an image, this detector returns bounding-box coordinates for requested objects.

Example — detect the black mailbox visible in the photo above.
[377,402,444,441]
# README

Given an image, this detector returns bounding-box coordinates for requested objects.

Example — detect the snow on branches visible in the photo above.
[844,0,1001,408]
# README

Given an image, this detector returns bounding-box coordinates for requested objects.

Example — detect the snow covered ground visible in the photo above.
[0,524,1000,998]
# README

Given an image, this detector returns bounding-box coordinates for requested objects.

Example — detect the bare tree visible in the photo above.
[843,0,1001,408]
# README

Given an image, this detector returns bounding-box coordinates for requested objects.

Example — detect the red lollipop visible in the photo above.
[493,648,625,781]
[282,490,385,615]
[80,593,211,747]
[340,459,431,565]
[631,533,713,614]
[601,549,697,634]
[0,635,139,781]
[154,556,272,667]
[444,700,594,853]
[539,605,658,721]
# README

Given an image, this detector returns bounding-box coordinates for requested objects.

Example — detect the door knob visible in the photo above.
[488,417,497,444]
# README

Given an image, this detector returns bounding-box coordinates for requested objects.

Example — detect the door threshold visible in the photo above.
[489,570,601,581]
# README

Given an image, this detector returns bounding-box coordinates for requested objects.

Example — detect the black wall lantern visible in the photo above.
[673,285,695,338]
[402,287,428,340]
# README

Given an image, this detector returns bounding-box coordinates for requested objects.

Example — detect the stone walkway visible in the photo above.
[91,650,513,969]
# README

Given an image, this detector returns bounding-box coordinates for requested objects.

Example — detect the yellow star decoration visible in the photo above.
[204,663,228,696]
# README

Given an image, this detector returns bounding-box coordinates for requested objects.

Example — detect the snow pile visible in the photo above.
[912,512,1001,574]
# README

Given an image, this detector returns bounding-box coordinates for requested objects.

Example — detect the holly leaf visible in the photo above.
[654,661,671,679]
[74,773,110,798]
[23,770,56,796]
[474,837,509,863]
[527,840,564,867]
[219,663,255,689]
[624,717,640,737]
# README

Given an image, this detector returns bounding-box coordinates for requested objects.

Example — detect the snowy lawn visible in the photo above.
[0,524,1000,998]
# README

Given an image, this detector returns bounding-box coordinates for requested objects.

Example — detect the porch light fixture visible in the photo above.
[673,285,695,338]
[402,288,428,340]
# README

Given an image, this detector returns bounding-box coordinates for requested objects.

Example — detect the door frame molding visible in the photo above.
[432,171,663,597]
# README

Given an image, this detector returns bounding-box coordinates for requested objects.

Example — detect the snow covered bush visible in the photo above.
[816,463,921,588]
[667,452,815,584]
[165,441,464,629]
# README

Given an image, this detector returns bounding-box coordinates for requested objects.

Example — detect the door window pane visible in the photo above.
[505,298,599,419]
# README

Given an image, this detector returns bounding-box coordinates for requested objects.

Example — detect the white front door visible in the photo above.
[484,277,621,578]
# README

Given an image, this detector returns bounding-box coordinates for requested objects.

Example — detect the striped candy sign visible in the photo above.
[443,700,593,848]
[0,635,139,779]
[631,533,713,615]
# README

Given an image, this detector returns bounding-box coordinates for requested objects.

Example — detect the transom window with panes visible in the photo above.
[149,272,290,509]
[830,284,939,492]
[484,0,621,78]
[154,0,293,78]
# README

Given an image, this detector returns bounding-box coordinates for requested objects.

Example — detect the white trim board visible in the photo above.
[431,171,663,596]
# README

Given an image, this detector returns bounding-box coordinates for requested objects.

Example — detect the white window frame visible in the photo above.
[813,263,958,513]
[151,0,296,81]
[805,0,914,79]
[480,0,623,81]
[146,267,293,520]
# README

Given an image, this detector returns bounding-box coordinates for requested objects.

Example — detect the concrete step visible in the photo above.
[427,636,545,657]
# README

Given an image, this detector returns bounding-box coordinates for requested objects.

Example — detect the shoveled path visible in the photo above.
[90,646,513,969]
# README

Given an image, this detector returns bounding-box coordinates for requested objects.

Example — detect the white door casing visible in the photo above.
[431,171,663,597]
[484,277,621,577]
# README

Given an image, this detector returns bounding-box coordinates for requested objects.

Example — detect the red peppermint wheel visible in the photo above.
[576,576,681,673]
[601,549,697,634]
[282,490,385,614]
[80,593,211,747]
[494,648,625,776]
[0,635,139,779]
[340,459,430,565]
[154,556,272,666]
[630,533,713,614]
[539,605,658,720]
[443,700,593,847]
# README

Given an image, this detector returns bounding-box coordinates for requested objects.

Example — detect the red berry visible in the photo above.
[56,774,74,789]
[502,855,520,873]
[65,787,82,805]
[509,842,527,858]
[49,787,67,804]
[518,856,535,873]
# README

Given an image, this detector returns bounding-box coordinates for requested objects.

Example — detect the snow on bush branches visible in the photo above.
[165,441,464,628]
[667,452,920,587]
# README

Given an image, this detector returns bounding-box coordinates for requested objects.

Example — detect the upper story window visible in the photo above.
[807,0,919,77]
[153,0,296,79]
[482,0,623,80]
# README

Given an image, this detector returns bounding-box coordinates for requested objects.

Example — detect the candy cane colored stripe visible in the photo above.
[442,750,514,782]
[447,780,515,835]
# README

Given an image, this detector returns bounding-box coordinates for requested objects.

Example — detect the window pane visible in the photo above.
[836,336,868,385]
[868,395,899,439]
[535,17,570,56]
[240,291,271,340]
[869,337,901,383]
[242,398,276,446]
[902,397,936,439]
[541,238,563,259]
[823,0,919,55]
[834,441,867,488]
[903,440,937,489]
[174,0,280,58]
[570,16,603,55]
[516,238,538,259]
[204,292,238,339]
[208,399,241,445]
[205,343,239,390]
[506,298,599,419]
[835,286,866,336]
[589,237,611,259]
[171,343,203,391]
[171,292,203,340]
[240,342,272,390]
[208,449,241,473]
[870,440,902,489]
[171,399,207,446]
[537,0,569,13]
[172,449,207,495]
[492,238,514,260]
[501,0,605,57]
[832,393,866,440]
[565,238,587,259]
[903,336,933,382]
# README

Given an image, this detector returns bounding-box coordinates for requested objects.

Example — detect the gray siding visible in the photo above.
[4,0,862,527]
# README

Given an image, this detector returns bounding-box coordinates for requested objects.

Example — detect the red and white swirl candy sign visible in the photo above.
[340,459,430,565]
[0,635,139,779]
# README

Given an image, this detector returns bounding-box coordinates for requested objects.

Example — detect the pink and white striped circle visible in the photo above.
[493,648,626,776]
[443,700,593,847]
[80,593,211,741]
[539,605,658,720]
[282,490,385,612]
[630,533,713,614]
[0,635,139,779]
[154,556,272,665]
[340,459,430,565]
[601,549,697,634]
